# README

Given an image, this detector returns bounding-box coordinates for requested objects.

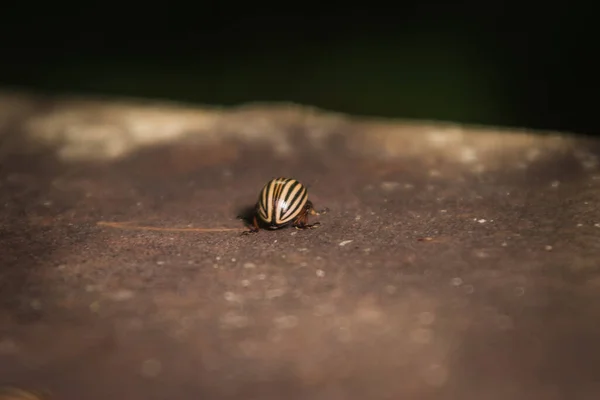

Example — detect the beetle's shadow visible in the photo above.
[236,204,256,226]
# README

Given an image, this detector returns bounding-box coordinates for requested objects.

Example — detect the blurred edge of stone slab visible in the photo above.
[0,89,597,175]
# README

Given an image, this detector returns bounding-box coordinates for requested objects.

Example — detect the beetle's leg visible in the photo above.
[294,221,321,230]
[241,215,261,235]
[310,207,329,216]
[293,207,321,230]
[306,200,329,216]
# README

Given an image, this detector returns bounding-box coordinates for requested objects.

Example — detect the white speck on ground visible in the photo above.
[474,250,489,258]
[450,277,463,286]
[266,288,286,299]
[380,181,400,191]
[460,147,477,163]
[224,292,242,303]
[85,284,100,292]
[243,262,256,269]
[526,148,541,161]
[316,269,326,277]
[107,289,134,301]
[273,315,298,329]
[339,240,353,247]
[355,305,383,323]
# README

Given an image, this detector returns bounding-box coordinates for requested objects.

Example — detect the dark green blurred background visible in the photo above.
[0,4,597,135]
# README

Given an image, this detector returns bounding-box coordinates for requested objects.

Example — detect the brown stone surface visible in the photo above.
[1,90,600,399]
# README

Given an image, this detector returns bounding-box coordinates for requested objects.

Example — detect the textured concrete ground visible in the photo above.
[1,91,600,400]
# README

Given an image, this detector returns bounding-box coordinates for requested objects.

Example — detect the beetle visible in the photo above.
[242,177,327,234]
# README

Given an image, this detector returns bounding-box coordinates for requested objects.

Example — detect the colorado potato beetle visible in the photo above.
[242,177,327,234]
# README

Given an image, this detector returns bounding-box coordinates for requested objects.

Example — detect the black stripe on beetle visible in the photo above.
[242,177,328,234]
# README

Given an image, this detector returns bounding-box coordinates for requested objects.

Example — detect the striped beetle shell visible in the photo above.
[257,177,309,228]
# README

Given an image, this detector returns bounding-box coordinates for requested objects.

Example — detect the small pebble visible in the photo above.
[380,181,400,191]
[316,269,326,277]
[108,289,134,301]
[339,240,353,247]
[544,245,553,251]
[450,277,463,286]
[224,292,240,302]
